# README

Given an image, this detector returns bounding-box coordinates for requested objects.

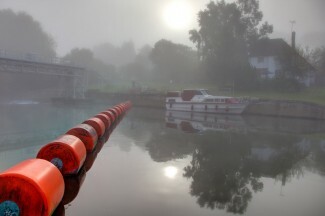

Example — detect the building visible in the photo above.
[249,32,316,86]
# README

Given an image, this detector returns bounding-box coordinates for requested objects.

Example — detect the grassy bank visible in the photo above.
[236,87,325,105]
[94,80,325,106]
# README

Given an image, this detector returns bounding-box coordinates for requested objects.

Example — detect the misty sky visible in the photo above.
[1,0,324,56]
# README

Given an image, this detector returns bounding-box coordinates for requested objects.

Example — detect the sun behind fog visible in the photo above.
[163,1,193,30]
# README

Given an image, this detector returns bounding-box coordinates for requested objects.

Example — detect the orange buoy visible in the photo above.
[66,124,98,152]
[94,113,111,129]
[115,106,123,115]
[116,105,124,113]
[83,117,105,137]
[108,108,119,119]
[0,159,64,216]
[36,135,87,175]
[101,111,115,123]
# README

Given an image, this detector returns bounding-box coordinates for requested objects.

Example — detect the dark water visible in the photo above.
[1,103,325,216]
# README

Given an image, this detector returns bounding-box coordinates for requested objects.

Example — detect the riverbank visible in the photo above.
[86,91,325,120]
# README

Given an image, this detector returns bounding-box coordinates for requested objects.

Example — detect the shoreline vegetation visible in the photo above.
[91,82,325,106]
[86,84,325,120]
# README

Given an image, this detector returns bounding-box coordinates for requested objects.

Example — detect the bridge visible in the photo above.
[0,51,87,99]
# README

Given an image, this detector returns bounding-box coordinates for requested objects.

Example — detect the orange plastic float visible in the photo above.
[116,105,124,113]
[114,106,123,115]
[66,124,98,152]
[94,113,111,129]
[36,135,87,175]
[83,117,106,137]
[101,110,115,123]
[0,159,64,216]
[107,108,119,119]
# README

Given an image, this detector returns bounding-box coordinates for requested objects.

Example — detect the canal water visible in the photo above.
[1,103,325,216]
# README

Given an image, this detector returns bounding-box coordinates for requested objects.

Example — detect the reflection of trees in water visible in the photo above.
[303,141,325,176]
[146,131,196,162]
[244,133,309,186]
[175,132,308,214]
[183,132,261,214]
[121,109,325,214]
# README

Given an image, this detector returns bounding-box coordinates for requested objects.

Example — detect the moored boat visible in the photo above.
[166,89,248,114]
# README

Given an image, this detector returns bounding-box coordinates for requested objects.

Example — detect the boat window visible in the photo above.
[221,99,225,103]
[215,99,220,102]
[201,90,209,95]
[195,90,203,95]
[168,99,176,103]
[205,99,213,102]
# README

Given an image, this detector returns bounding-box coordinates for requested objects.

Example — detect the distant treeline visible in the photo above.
[1,2,325,97]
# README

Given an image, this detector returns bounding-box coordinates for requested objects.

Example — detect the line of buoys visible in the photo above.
[0,101,132,216]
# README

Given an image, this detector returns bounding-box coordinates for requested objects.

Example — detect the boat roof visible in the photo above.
[183,89,207,91]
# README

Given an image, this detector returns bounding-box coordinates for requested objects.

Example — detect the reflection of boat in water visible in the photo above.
[165,110,325,135]
[166,89,248,114]
[165,110,247,133]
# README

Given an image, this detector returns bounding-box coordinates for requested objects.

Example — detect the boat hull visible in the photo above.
[165,102,247,114]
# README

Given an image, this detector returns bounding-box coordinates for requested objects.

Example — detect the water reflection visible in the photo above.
[0,103,107,170]
[120,109,325,215]
[2,106,325,215]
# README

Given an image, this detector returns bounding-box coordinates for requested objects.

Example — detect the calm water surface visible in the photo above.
[1,103,325,216]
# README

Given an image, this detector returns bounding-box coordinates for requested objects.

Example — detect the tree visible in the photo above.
[119,45,154,82]
[63,48,116,87]
[312,47,325,71]
[189,0,272,88]
[310,47,325,84]
[63,48,94,67]
[0,9,56,57]
[150,39,199,83]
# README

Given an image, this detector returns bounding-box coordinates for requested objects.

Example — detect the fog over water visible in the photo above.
[1,0,324,55]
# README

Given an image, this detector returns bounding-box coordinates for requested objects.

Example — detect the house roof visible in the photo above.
[249,38,291,57]
[249,38,316,71]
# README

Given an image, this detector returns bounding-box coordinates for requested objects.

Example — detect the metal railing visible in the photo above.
[0,49,75,66]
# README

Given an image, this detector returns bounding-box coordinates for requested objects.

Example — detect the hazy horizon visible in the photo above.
[1,0,324,56]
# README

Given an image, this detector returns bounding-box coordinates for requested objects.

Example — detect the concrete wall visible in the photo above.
[244,100,325,120]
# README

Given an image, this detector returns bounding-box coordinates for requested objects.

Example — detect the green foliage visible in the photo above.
[189,0,273,89]
[0,9,56,57]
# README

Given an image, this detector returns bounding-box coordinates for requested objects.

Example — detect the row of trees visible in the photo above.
[1,6,325,93]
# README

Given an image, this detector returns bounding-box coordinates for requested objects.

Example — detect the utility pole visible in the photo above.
[289,20,296,32]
